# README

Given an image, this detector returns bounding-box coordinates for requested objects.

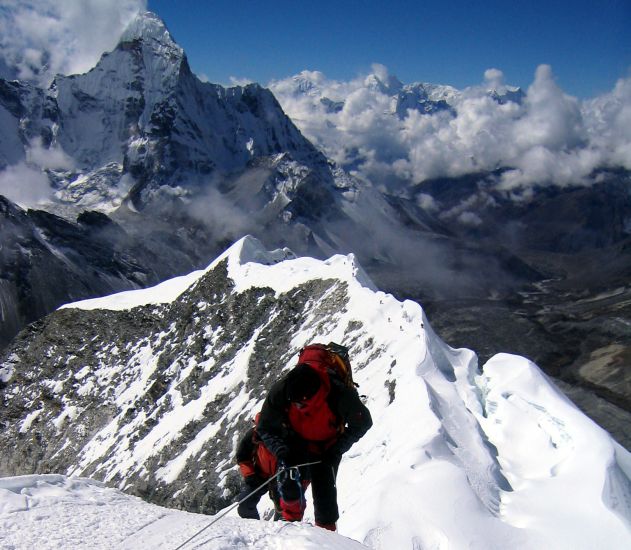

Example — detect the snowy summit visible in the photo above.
[1,236,631,549]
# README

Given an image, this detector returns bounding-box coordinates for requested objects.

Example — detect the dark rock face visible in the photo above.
[0,258,350,514]
[0,197,158,349]
[415,170,631,262]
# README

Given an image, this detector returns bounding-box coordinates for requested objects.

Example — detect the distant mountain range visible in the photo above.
[273,68,524,120]
[0,11,630,447]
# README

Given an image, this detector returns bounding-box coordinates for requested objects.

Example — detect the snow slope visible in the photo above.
[2,236,631,549]
[0,474,367,550]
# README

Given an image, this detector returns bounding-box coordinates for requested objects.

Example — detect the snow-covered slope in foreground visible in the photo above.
[0,474,366,549]
[2,236,631,549]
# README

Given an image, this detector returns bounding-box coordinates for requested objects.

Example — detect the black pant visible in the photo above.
[277,456,341,525]
[309,458,340,525]
[239,457,341,524]
[236,483,267,520]
[237,479,282,520]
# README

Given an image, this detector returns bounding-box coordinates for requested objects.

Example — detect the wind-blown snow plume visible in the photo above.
[0,0,146,86]
[269,64,631,192]
[0,163,51,208]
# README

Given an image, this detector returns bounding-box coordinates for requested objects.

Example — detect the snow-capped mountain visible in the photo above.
[0,11,346,345]
[1,9,630,457]
[1,12,330,209]
[0,11,540,352]
[0,193,226,350]
[0,196,156,349]
[273,68,477,120]
[1,237,630,549]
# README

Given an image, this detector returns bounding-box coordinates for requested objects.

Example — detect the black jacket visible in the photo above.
[257,369,372,462]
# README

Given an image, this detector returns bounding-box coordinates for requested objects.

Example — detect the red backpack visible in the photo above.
[296,342,357,388]
[238,343,357,473]
[284,343,355,447]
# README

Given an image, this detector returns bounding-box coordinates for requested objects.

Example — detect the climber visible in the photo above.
[254,342,372,531]
[234,419,282,520]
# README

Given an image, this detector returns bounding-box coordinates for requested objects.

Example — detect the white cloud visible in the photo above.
[484,68,505,90]
[583,74,631,169]
[269,64,631,193]
[26,138,75,171]
[457,211,483,226]
[0,138,75,208]
[186,170,271,242]
[229,76,255,87]
[513,65,585,152]
[416,193,439,212]
[0,0,146,86]
[0,163,52,208]
[370,63,393,84]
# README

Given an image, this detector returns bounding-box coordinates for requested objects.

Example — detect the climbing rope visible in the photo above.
[172,460,321,550]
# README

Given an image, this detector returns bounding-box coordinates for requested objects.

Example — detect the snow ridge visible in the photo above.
[1,238,631,550]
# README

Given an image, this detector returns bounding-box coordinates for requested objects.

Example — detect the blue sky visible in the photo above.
[147,0,630,98]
